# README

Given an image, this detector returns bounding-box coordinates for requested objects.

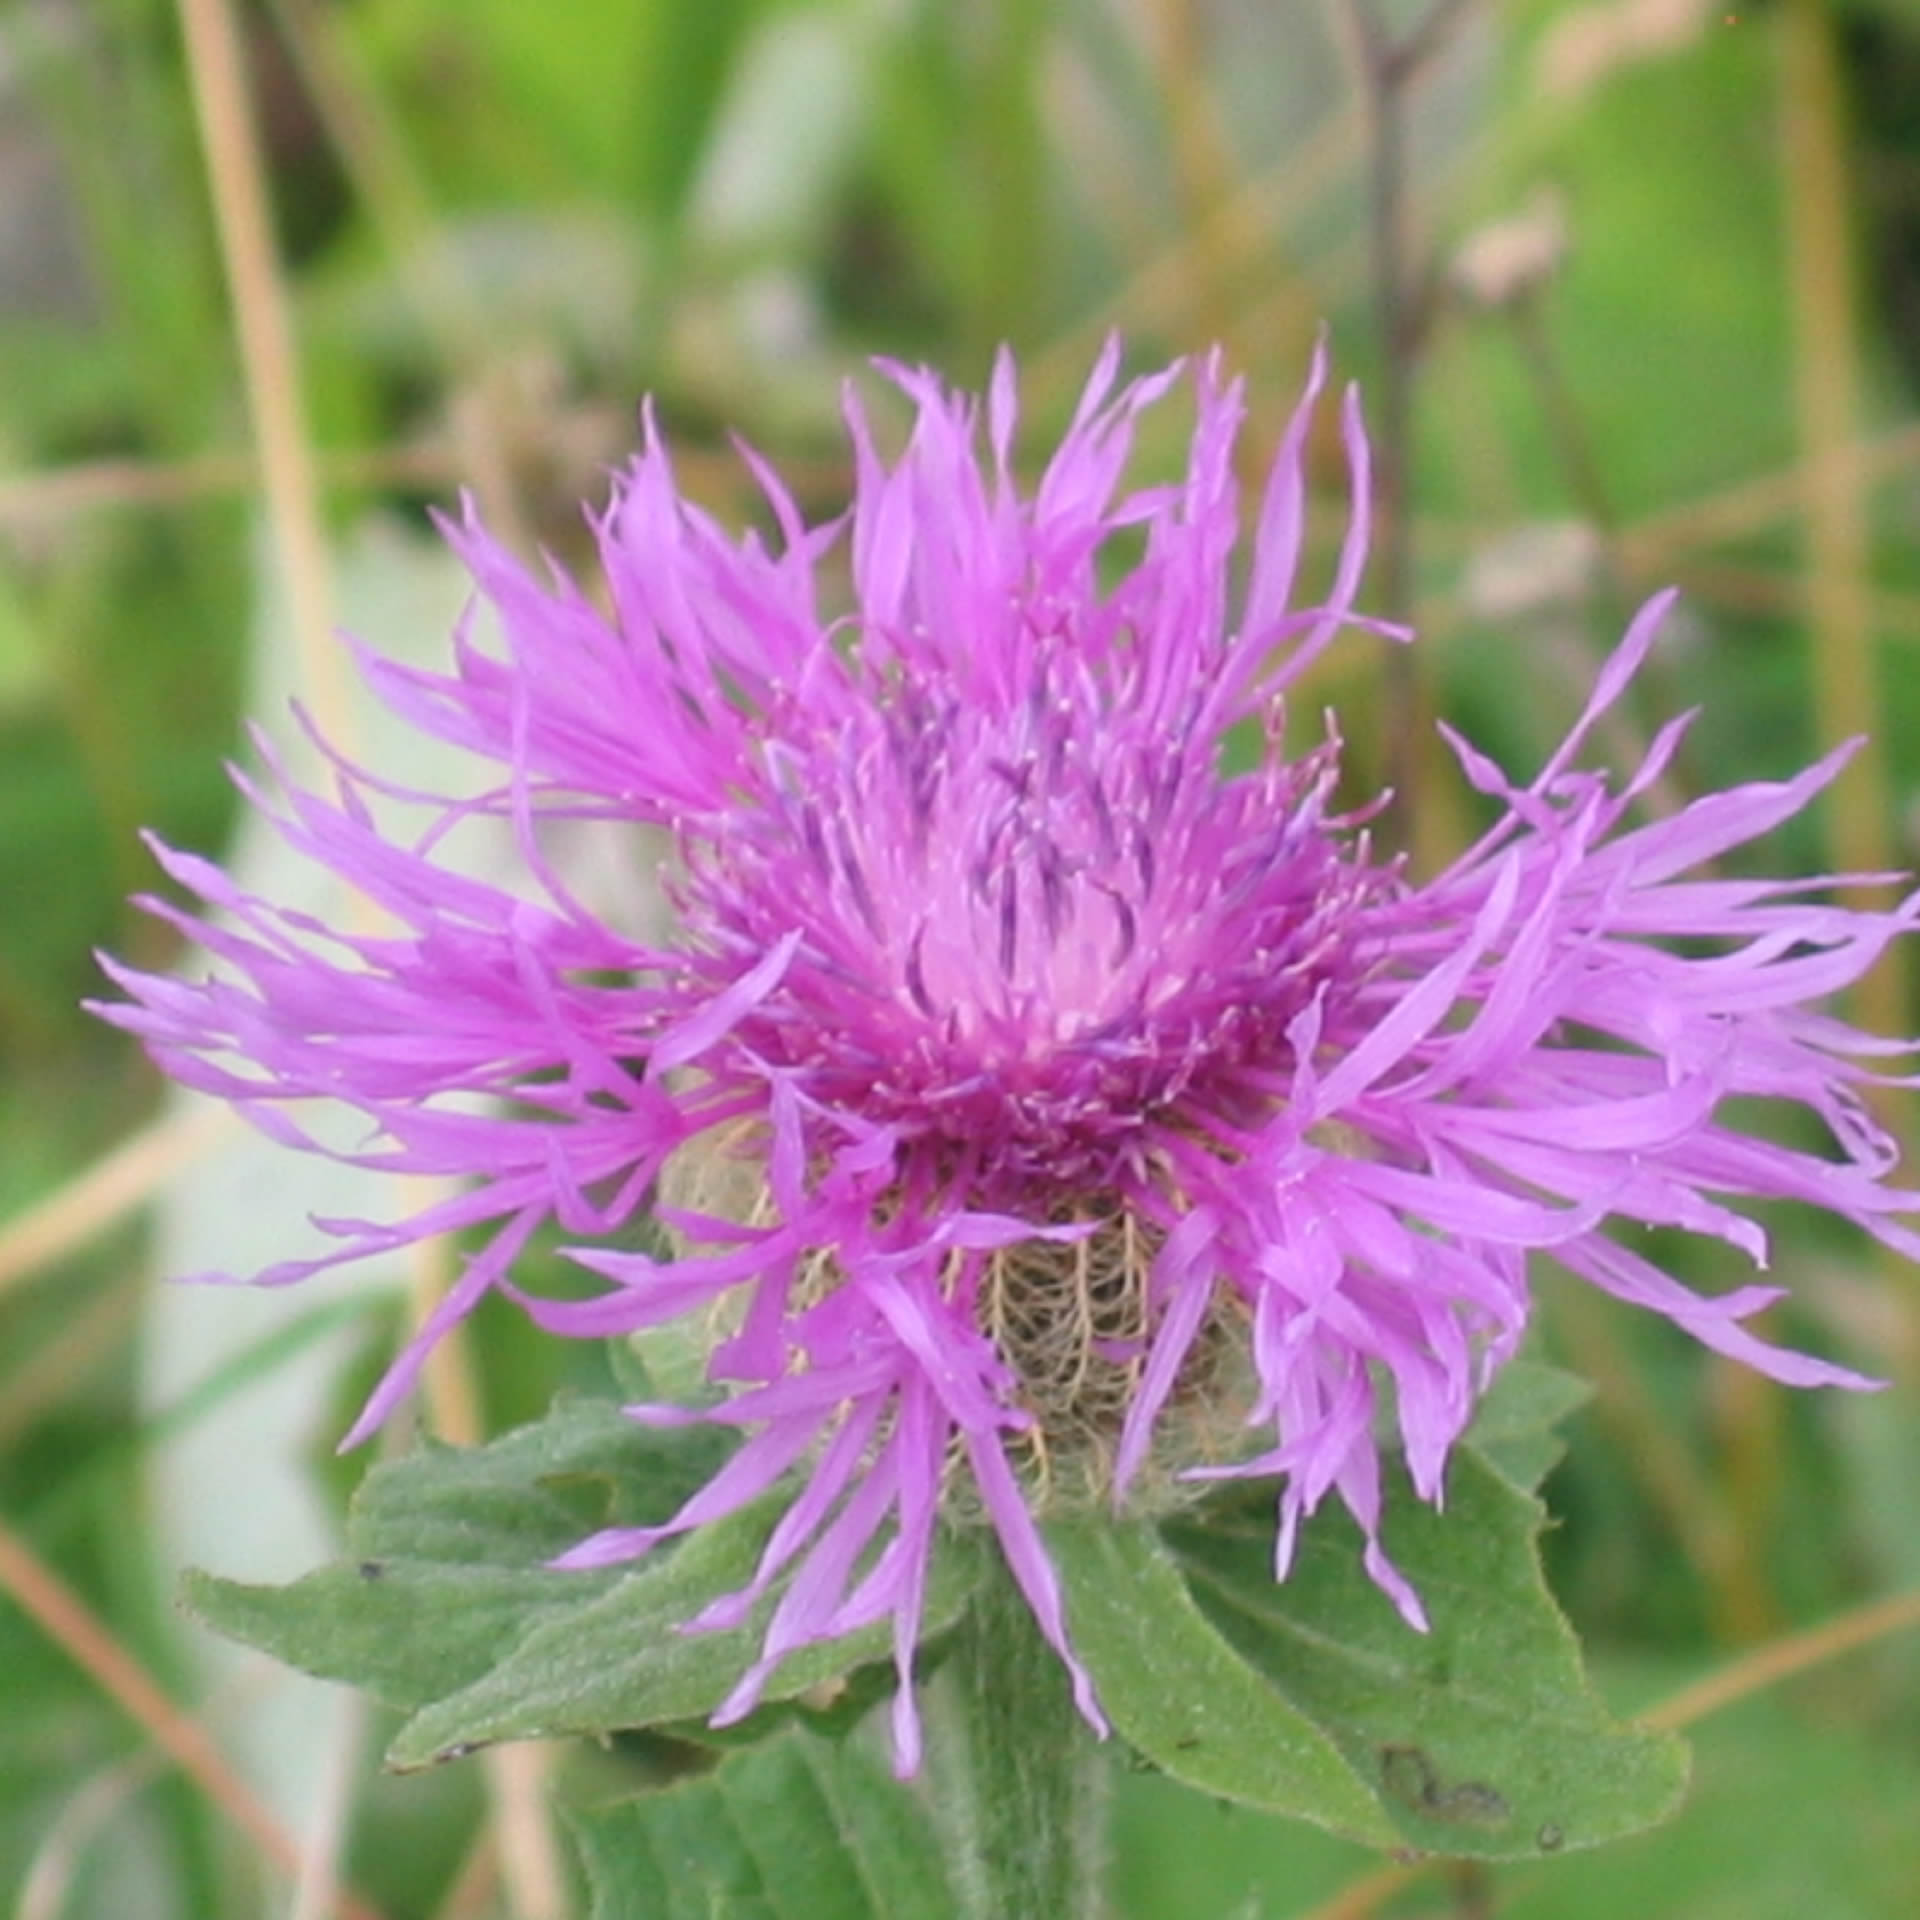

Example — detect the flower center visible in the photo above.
[674,671,1381,1192]
[658,1129,1252,1516]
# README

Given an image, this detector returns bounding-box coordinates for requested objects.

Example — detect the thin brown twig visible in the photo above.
[288,1692,371,1920]
[174,0,345,747]
[1652,556,1920,644]
[0,443,449,530]
[1546,1282,1759,1643]
[264,0,483,375]
[168,12,385,1911]
[1779,0,1908,1025]
[0,1276,145,1454]
[1334,0,1476,851]
[264,0,538,555]
[406,1195,569,1920]
[1384,0,1475,84]
[1141,0,1273,360]
[1443,1861,1493,1920]
[1024,100,1364,405]
[1415,555,1920,666]
[16,394,1920,592]
[430,1831,502,1920]
[1477,293,1700,824]
[1778,0,1918,1384]
[1622,417,1920,561]
[1291,1857,1423,1920]
[0,1512,388,1920]
[0,1104,231,1302]
[484,1741,569,1920]
[1503,295,1620,551]
[1642,1584,1920,1732]
[0,426,845,534]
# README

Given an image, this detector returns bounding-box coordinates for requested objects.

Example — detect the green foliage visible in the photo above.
[186,1374,1678,1882]
[1161,1453,1687,1859]
[1046,1364,1677,1861]
[382,1504,980,1768]
[1465,1357,1594,1490]
[573,1732,958,1920]
[1110,1657,1920,1920]
[1045,1519,1396,1845]
[182,1397,986,1770]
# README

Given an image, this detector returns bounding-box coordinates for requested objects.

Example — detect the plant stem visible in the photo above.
[1339,0,1474,859]
[923,1552,1111,1920]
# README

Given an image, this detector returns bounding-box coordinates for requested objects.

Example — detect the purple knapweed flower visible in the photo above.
[97,342,1911,1772]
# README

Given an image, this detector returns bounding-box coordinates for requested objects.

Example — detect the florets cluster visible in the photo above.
[97,342,1912,1771]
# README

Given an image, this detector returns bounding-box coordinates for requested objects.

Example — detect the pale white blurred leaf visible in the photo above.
[143,512,495,1833]
[687,7,871,260]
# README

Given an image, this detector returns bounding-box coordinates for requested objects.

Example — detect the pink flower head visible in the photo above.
[97,342,1911,1772]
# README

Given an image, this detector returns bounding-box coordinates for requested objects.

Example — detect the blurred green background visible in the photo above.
[3,0,1919,1914]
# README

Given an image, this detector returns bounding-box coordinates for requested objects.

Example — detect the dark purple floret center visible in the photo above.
[668,651,1384,1193]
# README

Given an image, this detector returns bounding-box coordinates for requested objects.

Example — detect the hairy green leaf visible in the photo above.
[1465,1359,1594,1491]
[1162,1449,1688,1859]
[1047,1519,1395,1847]
[386,1509,984,1768]
[574,1731,958,1920]
[183,1395,979,1771]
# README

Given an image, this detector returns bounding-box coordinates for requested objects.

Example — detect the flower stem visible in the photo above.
[924,1551,1111,1920]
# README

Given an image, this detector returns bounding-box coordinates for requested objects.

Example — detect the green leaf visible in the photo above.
[659,1630,935,1752]
[1163,1449,1689,1859]
[183,1559,617,1715]
[573,1731,959,1920]
[1045,1518,1396,1848]
[183,1395,984,1770]
[181,1396,729,1710]
[1465,1359,1594,1491]
[386,1508,985,1768]
[345,1394,735,1568]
